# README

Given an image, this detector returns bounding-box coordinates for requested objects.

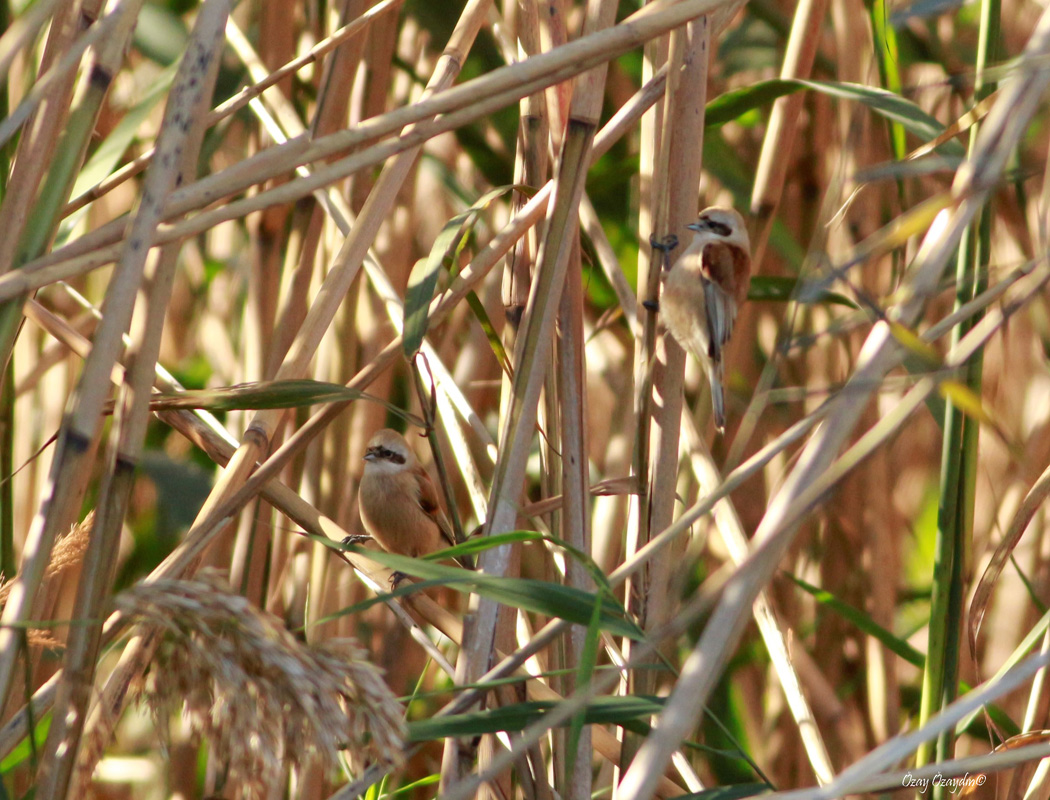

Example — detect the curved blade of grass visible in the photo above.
[748,275,858,308]
[566,584,604,782]
[338,543,642,639]
[408,696,665,741]
[671,784,769,800]
[465,288,513,377]
[787,573,924,666]
[403,184,523,358]
[141,379,422,423]
[969,462,1050,665]
[788,573,1019,737]
[439,530,615,592]
[706,79,966,156]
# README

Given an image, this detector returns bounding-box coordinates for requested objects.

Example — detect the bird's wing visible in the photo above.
[701,243,741,357]
[414,463,458,550]
[702,240,751,307]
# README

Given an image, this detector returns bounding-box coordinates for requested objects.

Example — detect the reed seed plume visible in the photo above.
[109,571,405,795]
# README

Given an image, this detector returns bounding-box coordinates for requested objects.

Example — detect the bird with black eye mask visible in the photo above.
[355,429,473,573]
[650,207,752,433]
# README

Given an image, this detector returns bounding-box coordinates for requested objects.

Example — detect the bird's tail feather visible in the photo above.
[708,360,726,433]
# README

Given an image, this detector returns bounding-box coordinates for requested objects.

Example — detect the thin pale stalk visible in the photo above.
[556,238,592,800]
[0,0,146,711]
[34,3,229,790]
[505,27,553,780]
[492,14,547,768]
[682,414,834,784]
[621,26,666,775]
[0,0,11,585]
[749,0,830,265]
[0,361,11,582]
[457,0,620,755]
[624,11,710,772]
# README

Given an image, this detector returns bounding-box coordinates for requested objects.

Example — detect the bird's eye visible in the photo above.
[705,220,732,236]
[379,446,406,464]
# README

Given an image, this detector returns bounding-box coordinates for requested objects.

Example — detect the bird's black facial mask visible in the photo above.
[367,446,406,465]
[697,218,732,236]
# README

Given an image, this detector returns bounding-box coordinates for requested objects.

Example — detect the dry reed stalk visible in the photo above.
[522,6,567,785]
[0,0,146,711]
[749,0,831,265]
[681,415,835,783]
[504,0,548,350]
[465,0,618,682]
[622,9,713,779]
[623,41,666,781]
[34,5,231,792]
[556,238,593,800]
[485,8,555,796]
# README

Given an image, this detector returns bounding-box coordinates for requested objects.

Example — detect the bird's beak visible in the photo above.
[686,221,704,233]
[363,452,377,463]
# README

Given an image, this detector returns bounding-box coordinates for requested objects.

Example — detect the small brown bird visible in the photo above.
[657,206,752,432]
[357,428,469,568]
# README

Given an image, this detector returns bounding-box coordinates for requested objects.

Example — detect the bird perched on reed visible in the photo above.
[650,206,752,432]
[356,428,472,571]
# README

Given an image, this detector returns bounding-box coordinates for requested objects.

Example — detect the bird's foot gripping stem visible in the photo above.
[644,233,680,313]
[649,233,679,268]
